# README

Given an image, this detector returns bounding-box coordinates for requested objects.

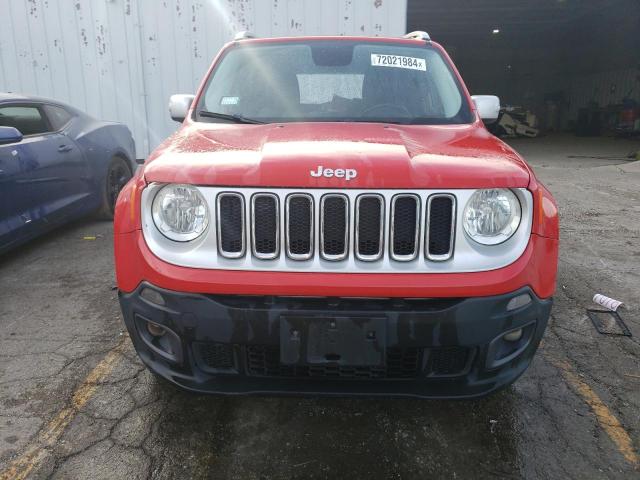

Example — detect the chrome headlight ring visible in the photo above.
[151,184,209,242]
[462,188,522,245]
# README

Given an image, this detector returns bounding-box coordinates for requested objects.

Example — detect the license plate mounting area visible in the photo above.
[280,316,387,367]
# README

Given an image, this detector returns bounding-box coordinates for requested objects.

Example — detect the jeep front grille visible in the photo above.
[214,190,455,264]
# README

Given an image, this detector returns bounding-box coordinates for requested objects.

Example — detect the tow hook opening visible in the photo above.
[134,314,183,364]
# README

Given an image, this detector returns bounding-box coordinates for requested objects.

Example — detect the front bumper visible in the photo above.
[119,283,552,399]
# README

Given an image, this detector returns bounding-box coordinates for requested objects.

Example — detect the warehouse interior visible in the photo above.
[409,0,640,139]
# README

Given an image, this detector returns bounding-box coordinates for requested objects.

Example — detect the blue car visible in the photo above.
[0,93,136,254]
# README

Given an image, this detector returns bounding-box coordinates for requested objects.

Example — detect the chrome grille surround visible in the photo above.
[251,193,279,260]
[425,193,456,261]
[320,194,349,261]
[390,194,420,262]
[285,193,314,260]
[355,194,385,262]
[216,192,245,259]
[141,185,534,274]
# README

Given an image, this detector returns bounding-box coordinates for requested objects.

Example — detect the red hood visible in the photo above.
[143,122,531,189]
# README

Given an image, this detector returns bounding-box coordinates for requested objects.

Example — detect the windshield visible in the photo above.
[196,41,472,125]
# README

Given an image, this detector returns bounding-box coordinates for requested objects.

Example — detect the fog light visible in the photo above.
[506,293,531,311]
[147,322,166,337]
[503,328,523,342]
[141,287,165,306]
[134,314,183,364]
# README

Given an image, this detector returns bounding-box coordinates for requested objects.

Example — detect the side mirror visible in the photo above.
[471,95,500,123]
[169,94,195,123]
[0,126,23,145]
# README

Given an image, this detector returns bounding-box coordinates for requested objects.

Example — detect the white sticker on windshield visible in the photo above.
[220,96,239,105]
[371,54,426,71]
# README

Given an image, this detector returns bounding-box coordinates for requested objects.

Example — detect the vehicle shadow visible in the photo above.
[149,384,520,479]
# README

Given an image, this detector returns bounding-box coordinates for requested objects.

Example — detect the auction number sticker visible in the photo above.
[371,54,426,71]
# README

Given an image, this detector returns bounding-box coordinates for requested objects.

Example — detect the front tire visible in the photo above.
[97,156,133,220]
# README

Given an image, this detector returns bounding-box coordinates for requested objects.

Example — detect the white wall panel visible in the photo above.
[1,0,407,157]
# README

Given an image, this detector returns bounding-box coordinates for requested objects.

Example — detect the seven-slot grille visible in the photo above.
[213,191,456,263]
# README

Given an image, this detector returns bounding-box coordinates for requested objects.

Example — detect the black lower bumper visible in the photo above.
[118,283,552,399]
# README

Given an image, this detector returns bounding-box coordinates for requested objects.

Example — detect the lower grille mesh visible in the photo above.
[246,345,421,379]
[195,343,235,371]
[426,347,471,377]
[193,343,473,379]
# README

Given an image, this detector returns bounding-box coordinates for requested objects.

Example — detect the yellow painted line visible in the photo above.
[0,338,128,480]
[554,359,639,466]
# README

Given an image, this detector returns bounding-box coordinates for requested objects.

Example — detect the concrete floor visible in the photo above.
[1,134,639,479]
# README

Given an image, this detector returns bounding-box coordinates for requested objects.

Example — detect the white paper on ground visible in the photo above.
[593,294,624,312]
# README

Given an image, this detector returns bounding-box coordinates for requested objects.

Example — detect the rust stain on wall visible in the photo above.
[27,0,37,16]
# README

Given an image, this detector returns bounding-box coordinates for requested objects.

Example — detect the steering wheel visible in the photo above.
[361,103,412,117]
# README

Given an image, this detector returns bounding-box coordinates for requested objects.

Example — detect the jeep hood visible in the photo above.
[143,122,531,189]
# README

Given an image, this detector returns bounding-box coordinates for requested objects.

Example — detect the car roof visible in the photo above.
[0,92,73,108]
[0,92,84,115]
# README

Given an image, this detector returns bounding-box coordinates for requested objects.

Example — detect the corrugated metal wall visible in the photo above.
[566,68,640,121]
[0,0,407,157]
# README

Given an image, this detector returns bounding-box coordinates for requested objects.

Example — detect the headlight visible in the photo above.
[463,189,521,245]
[152,184,209,241]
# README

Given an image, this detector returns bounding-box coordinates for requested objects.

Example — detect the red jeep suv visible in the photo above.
[114,32,558,398]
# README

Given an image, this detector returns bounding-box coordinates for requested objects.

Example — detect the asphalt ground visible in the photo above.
[1,134,639,479]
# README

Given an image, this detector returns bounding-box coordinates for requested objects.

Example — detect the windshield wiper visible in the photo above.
[198,110,264,124]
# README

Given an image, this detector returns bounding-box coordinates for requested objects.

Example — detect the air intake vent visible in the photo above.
[390,194,419,261]
[252,194,279,259]
[425,346,473,377]
[355,195,384,261]
[217,193,245,258]
[194,342,237,373]
[286,194,313,260]
[426,194,455,260]
[321,194,349,260]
